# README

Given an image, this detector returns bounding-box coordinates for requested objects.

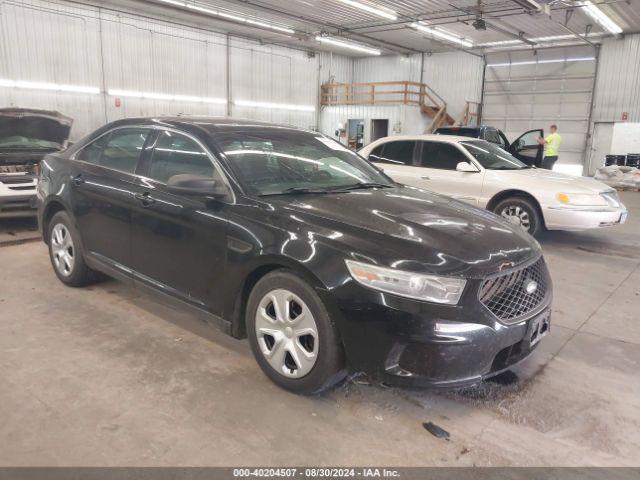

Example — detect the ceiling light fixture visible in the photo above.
[107,89,227,104]
[479,32,607,47]
[315,36,382,55]
[487,56,596,67]
[509,0,542,11]
[0,79,100,94]
[156,0,295,35]
[234,99,315,112]
[578,0,622,34]
[410,22,473,48]
[335,0,397,20]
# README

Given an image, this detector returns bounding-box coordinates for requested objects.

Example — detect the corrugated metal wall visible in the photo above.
[592,34,640,123]
[352,54,422,83]
[0,0,484,145]
[100,8,228,122]
[351,52,484,120]
[0,0,105,138]
[0,0,330,139]
[422,52,484,121]
[483,46,597,166]
[320,51,484,145]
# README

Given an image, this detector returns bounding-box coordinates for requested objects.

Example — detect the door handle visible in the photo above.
[72,174,85,186]
[420,175,430,180]
[134,192,156,206]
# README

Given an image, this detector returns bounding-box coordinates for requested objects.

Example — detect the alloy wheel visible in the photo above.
[500,205,531,232]
[255,289,319,378]
[51,223,75,277]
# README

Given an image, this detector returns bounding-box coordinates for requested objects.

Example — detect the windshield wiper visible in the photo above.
[328,182,394,192]
[260,186,329,196]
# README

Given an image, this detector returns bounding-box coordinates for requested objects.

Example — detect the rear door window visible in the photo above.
[76,134,109,165]
[373,141,416,165]
[147,130,218,184]
[77,128,150,174]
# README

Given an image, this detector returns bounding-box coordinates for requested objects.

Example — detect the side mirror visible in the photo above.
[456,162,479,173]
[167,174,227,198]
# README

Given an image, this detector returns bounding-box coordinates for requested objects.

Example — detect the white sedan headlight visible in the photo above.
[556,192,608,207]
[345,260,466,305]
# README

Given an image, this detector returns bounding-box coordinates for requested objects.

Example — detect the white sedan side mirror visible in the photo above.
[456,162,479,173]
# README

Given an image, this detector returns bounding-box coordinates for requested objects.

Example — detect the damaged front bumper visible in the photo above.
[325,277,552,389]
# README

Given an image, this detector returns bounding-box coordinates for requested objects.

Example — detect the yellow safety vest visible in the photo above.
[544,133,562,157]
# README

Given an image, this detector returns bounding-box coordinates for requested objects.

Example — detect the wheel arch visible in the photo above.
[41,199,68,244]
[229,256,328,339]
[486,189,546,229]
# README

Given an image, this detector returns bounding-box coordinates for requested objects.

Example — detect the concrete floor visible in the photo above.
[0,192,639,467]
[0,217,39,247]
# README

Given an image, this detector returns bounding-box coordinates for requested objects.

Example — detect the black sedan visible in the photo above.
[37,117,552,394]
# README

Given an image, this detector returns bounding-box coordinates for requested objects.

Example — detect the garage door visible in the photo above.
[482,46,597,169]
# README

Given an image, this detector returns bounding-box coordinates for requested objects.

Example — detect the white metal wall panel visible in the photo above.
[320,51,483,146]
[0,0,105,138]
[99,10,228,122]
[0,0,349,139]
[318,51,353,85]
[593,34,640,123]
[352,54,422,83]
[350,52,483,121]
[421,52,484,121]
[483,46,596,166]
[230,37,317,129]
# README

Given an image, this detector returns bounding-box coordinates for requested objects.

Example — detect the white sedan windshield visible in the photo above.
[461,140,528,170]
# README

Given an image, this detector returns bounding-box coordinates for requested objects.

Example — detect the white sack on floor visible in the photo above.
[594,165,639,188]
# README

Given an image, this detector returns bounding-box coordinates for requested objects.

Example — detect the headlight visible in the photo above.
[556,192,607,206]
[345,260,466,305]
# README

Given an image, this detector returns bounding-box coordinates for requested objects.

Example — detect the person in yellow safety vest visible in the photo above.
[536,124,562,170]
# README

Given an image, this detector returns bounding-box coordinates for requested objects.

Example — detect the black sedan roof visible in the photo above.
[106,116,310,135]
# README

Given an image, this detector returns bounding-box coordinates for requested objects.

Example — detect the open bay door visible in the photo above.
[482,46,596,172]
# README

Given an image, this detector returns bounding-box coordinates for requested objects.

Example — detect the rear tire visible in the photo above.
[246,270,346,394]
[492,197,543,236]
[47,211,96,287]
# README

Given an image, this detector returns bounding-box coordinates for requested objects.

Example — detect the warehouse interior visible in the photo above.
[1,0,640,471]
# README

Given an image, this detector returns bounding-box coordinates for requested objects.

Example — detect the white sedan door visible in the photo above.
[401,141,485,205]
[369,139,485,205]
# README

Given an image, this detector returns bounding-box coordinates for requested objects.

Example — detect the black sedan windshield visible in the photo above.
[215,130,393,195]
[461,140,528,170]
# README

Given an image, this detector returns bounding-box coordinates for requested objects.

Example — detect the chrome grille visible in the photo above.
[479,257,549,323]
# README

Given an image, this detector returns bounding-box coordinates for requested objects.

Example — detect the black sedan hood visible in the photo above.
[0,108,72,149]
[273,186,540,278]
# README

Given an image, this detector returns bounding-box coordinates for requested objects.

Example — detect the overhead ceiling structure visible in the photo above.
[136,0,640,55]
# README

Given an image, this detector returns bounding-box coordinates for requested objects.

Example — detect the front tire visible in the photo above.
[246,270,346,394]
[493,197,543,236]
[47,211,96,287]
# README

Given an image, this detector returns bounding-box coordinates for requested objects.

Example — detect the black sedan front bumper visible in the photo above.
[323,273,552,389]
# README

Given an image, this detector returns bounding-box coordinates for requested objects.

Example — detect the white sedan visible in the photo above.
[359,134,627,236]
